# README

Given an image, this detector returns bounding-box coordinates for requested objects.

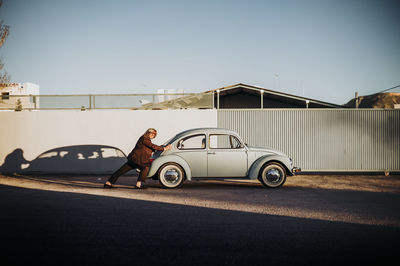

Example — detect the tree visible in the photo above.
[0,57,10,85]
[0,0,10,85]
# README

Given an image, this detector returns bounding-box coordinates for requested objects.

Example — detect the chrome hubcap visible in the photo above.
[164,168,180,183]
[266,168,281,183]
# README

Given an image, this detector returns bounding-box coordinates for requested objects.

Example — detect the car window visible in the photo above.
[177,134,206,150]
[38,151,58,158]
[88,151,100,159]
[102,148,125,158]
[59,151,69,158]
[230,135,242,149]
[209,134,242,149]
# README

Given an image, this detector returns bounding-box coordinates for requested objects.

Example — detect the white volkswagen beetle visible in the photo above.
[148,128,300,188]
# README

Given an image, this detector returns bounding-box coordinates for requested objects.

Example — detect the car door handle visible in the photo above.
[208,152,216,155]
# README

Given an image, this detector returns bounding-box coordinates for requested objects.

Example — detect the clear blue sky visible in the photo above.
[1,0,399,104]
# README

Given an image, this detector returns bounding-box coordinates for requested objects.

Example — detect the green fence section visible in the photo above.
[0,93,214,110]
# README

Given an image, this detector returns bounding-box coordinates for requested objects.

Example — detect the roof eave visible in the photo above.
[208,83,343,108]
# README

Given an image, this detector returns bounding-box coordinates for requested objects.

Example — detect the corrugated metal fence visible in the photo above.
[218,109,400,172]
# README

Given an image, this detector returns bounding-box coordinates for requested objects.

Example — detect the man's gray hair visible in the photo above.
[145,128,157,135]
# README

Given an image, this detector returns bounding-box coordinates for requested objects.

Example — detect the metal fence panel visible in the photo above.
[217,109,400,171]
[0,93,214,110]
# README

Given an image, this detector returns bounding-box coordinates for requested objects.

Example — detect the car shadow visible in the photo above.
[0,145,129,175]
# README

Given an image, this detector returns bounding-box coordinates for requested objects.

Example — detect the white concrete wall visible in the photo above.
[0,109,217,174]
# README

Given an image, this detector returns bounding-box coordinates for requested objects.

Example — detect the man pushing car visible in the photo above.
[104,128,172,189]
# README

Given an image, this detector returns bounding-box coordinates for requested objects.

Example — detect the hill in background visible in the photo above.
[345,93,400,109]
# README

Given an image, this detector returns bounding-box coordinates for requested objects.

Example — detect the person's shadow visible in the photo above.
[0,148,30,175]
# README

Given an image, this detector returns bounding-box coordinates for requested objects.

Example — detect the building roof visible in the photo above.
[207,83,343,108]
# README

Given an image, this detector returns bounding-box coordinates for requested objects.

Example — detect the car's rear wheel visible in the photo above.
[158,163,185,188]
[259,162,287,188]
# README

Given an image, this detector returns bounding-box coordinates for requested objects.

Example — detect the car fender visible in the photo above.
[247,154,293,179]
[148,154,192,180]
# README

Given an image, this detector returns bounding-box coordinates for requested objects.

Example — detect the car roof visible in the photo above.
[38,145,123,155]
[173,127,239,139]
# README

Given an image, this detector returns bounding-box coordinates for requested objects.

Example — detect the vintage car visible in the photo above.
[149,128,300,188]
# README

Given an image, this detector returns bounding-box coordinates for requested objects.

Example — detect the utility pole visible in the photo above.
[216,90,220,109]
[260,90,264,109]
[355,92,359,108]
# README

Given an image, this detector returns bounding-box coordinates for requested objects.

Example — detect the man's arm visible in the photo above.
[142,136,166,151]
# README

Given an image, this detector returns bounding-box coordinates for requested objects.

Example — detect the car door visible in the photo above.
[175,134,208,177]
[207,134,247,177]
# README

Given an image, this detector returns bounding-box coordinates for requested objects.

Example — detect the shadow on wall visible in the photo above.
[0,145,128,175]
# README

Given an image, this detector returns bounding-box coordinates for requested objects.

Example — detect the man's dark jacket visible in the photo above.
[128,135,164,166]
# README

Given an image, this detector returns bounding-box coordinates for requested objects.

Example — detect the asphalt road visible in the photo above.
[1,174,399,266]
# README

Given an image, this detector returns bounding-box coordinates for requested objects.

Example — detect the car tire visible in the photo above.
[259,162,287,188]
[158,163,185,189]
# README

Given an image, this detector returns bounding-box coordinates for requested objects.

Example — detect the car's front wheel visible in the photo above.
[259,162,287,188]
[158,163,185,188]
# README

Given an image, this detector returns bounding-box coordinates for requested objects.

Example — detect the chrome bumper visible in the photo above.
[292,167,301,174]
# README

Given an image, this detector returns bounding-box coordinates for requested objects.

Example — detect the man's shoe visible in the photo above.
[134,185,148,189]
[104,182,114,189]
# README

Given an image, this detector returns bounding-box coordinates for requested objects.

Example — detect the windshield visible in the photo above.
[151,134,179,158]
[163,135,178,145]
